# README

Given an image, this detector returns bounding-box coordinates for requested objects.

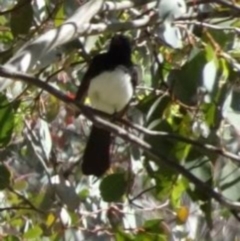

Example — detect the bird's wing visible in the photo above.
[75,54,106,103]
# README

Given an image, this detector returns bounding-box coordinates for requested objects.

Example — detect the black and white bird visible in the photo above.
[76,35,137,177]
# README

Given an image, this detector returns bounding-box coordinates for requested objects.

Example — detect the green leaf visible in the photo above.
[138,95,171,123]
[169,47,205,105]
[145,120,175,160]
[78,188,89,201]
[185,156,211,183]
[135,232,167,241]
[203,103,218,128]
[219,161,240,201]
[3,236,20,241]
[54,4,64,27]
[154,169,177,200]
[45,95,60,122]
[10,218,23,228]
[230,89,240,111]
[185,156,212,202]
[206,29,235,51]
[0,94,15,146]
[143,219,164,233]
[23,226,43,239]
[10,0,33,37]
[100,173,127,202]
[0,164,11,190]
[171,179,188,207]
[13,179,28,191]
[116,231,134,241]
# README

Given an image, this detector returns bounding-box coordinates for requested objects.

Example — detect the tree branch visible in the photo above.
[119,119,240,163]
[0,0,104,92]
[1,65,240,211]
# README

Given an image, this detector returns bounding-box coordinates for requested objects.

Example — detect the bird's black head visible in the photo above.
[108,35,132,63]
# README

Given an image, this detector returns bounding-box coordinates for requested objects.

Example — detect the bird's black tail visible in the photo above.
[82,126,111,177]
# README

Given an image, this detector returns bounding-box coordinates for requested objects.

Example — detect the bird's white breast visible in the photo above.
[88,67,133,114]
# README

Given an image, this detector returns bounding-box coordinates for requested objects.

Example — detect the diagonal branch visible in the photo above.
[0,0,104,92]
[119,119,240,163]
[1,65,240,211]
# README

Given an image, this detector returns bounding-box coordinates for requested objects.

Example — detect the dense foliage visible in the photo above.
[0,0,240,240]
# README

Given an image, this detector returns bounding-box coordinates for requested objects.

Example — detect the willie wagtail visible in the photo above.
[76,35,137,177]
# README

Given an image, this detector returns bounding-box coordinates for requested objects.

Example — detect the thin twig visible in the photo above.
[8,186,44,213]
